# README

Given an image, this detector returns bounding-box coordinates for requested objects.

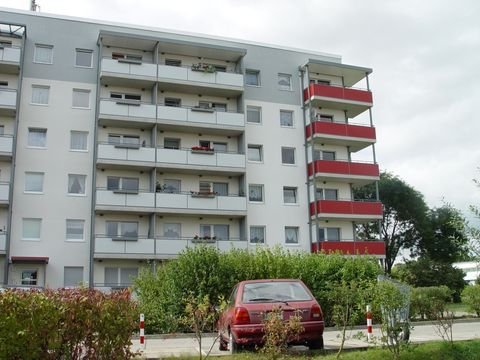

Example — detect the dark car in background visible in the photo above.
[217,279,324,352]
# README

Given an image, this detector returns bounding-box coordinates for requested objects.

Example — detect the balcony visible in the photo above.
[157,105,244,132]
[98,99,156,126]
[156,191,247,216]
[96,189,155,210]
[0,88,16,115]
[97,143,156,167]
[0,45,21,73]
[156,147,245,174]
[0,135,13,159]
[94,236,247,259]
[311,240,385,256]
[304,84,372,118]
[158,64,244,96]
[100,58,156,85]
[306,121,376,152]
[0,182,9,205]
[310,199,383,221]
[308,160,379,185]
[0,233,5,253]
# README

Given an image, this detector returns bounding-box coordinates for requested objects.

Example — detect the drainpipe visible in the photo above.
[88,37,103,288]
[4,25,27,285]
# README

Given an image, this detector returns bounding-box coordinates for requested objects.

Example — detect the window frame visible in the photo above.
[248,184,264,203]
[66,219,85,242]
[64,266,84,287]
[318,227,341,241]
[278,73,292,91]
[246,105,262,124]
[70,131,88,152]
[31,85,50,106]
[245,69,260,86]
[67,174,87,196]
[27,128,47,148]
[72,89,91,109]
[163,223,182,238]
[283,186,298,204]
[280,110,294,127]
[34,44,53,64]
[22,218,42,241]
[281,147,296,165]
[285,226,299,245]
[24,172,44,194]
[106,221,139,240]
[247,144,263,162]
[249,225,266,244]
[75,48,93,68]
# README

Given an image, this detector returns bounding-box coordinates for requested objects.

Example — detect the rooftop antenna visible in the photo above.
[30,0,41,12]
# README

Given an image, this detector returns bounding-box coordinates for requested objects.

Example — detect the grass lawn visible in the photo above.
[160,340,480,360]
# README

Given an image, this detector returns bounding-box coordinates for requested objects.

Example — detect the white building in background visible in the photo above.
[0,7,383,289]
[453,261,480,285]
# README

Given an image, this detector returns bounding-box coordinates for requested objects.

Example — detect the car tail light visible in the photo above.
[233,307,250,325]
[310,304,323,320]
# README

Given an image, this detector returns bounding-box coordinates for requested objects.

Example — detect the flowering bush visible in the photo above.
[191,146,213,151]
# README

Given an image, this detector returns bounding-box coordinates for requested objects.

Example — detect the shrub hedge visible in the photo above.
[0,288,138,359]
[462,284,480,317]
[410,286,452,320]
[134,246,382,333]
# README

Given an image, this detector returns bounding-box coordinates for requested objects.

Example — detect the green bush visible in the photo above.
[410,286,452,320]
[0,288,138,359]
[134,246,382,333]
[461,285,480,317]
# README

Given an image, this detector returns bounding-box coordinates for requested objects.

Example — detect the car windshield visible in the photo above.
[242,281,312,302]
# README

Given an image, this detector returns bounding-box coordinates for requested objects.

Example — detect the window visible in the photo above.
[163,223,181,238]
[246,106,261,124]
[34,44,53,64]
[107,176,139,192]
[25,172,44,193]
[247,145,263,162]
[285,227,299,244]
[108,134,140,146]
[165,58,181,67]
[212,142,227,152]
[164,97,181,107]
[70,131,88,151]
[283,187,298,204]
[313,150,336,161]
[280,110,293,127]
[27,128,47,148]
[21,270,38,285]
[213,182,228,196]
[318,227,340,241]
[31,85,49,105]
[22,218,41,240]
[110,93,141,101]
[281,147,295,164]
[106,221,138,239]
[249,184,264,202]
[104,267,138,286]
[316,188,338,200]
[75,49,93,67]
[311,79,331,86]
[161,179,181,193]
[164,138,180,149]
[72,89,90,108]
[245,69,260,86]
[200,224,229,240]
[0,125,4,135]
[278,73,292,90]
[64,267,84,287]
[316,114,334,122]
[250,226,265,244]
[66,219,85,241]
[68,174,86,195]
[112,53,142,62]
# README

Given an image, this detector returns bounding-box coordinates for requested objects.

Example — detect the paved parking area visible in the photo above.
[132,320,480,359]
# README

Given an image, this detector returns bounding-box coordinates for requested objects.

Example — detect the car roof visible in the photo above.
[239,279,304,285]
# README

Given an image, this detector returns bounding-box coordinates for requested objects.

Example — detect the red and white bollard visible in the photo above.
[140,313,145,347]
[366,305,372,341]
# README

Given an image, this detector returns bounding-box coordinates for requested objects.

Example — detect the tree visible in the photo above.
[354,172,429,273]
[393,258,466,302]
[468,175,480,259]
[415,204,470,263]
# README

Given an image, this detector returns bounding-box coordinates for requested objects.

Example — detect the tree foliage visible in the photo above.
[354,172,429,273]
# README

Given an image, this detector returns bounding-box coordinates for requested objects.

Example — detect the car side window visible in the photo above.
[228,285,238,306]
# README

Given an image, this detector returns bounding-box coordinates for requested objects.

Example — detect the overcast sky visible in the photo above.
[2,0,480,220]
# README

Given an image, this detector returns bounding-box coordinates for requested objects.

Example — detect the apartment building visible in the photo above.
[0,8,384,289]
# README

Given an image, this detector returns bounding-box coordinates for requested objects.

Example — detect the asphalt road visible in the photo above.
[131,319,480,359]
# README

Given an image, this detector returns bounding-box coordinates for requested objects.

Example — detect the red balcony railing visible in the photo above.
[307,160,380,178]
[309,200,383,218]
[304,84,373,104]
[305,121,376,140]
[311,241,386,256]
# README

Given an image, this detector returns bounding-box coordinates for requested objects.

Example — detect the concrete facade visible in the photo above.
[0,8,383,289]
